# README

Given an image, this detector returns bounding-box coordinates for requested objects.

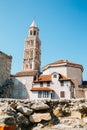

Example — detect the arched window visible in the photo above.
[30,50,33,58]
[30,63,32,69]
[30,30,32,35]
[26,64,28,69]
[53,74,57,78]
[34,30,36,35]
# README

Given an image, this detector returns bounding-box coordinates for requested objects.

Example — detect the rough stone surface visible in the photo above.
[31,101,49,110]
[0,115,15,125]
[0,99,87,130]
[16,105,33,116]
[29,113,51,123]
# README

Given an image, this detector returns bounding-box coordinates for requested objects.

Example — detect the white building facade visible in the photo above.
[30,72,75,100]
[12,21,84,100]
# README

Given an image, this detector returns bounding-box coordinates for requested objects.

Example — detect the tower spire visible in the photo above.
[30,20,37,28]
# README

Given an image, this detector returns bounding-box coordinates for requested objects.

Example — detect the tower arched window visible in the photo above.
[30,63,32,69]
[29,50,33,59]
[34,30,36,35]
[26,64,28,69]
[30,30,32,35]
[31,40,33,46]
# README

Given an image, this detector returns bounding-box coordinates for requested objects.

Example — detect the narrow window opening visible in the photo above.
[34,30,36,35]
[30,31,32,35]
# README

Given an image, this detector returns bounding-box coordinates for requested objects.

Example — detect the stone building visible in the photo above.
[0,51,13,97]
[0,51,12,85]
[30,72,75,100]
[12,20,85,100]
[12,20,41,99]
[30,60,84,100]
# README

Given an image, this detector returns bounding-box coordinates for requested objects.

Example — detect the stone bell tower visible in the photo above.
[23,20,41,73]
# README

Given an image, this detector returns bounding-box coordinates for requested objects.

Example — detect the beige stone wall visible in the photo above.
[0,52,12,86]
[67,66,83,85]
[43,66,67,77]
[12,76,34,99]
[43,66,82,86]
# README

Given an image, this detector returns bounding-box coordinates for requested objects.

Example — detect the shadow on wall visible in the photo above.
[11,78,29,99]
[0,79,14,98]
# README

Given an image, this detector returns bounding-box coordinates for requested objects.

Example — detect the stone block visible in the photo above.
[29,113,51,123]
[71,111,81,119]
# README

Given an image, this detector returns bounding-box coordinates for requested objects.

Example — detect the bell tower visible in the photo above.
[23,20,41,72]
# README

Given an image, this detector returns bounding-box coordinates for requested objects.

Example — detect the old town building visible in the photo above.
[12,20,85,100]
[12,20,41,99]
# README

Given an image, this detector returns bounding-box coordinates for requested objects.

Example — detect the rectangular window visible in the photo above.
[40,82,43,87]
[60,91,65,98]
[61,81,64,86]
[47,82,50,86]
[34,31,36,35]
[38,91,49,98]
[38,91,42,98]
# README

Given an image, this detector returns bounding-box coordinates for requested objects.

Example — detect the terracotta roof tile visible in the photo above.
[59,74,77,85]
[14,71,38,77]
[34,75,52,82]
[42,59,83,72]
[59,74,67,80]
[30,87,54,91]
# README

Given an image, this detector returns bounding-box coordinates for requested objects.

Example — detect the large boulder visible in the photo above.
[0,115,15,125]
[29,113,51,123]
[16,112,29,125]
[31,102,49,110]
[16,105,33,116]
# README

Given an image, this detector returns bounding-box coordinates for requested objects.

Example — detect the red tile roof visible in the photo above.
[30,87,54,91]
[42,59,83,72]
[14,71,38,77]
[34,74,52,82]
[59,74,77,85]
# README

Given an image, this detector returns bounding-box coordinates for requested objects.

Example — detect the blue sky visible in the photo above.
[0,0,87,80]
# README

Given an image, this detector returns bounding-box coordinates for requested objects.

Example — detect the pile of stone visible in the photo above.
[0,99,87,130]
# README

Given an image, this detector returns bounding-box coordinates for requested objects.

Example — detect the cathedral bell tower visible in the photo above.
[23,20,41,72]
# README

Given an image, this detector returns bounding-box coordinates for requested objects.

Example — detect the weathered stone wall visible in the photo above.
[0,79,14,98]
[0,99,87,130]
[0,51,12,86]
[12,76,34,99]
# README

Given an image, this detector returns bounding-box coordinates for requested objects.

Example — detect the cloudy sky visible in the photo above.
[0,0,87,80]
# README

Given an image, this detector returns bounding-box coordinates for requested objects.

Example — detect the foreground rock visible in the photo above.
[29,113,51,123]
[0,99,87,129]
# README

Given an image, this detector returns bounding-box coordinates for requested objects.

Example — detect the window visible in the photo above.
[43,91,49,98]
[47,82,50,86]
[60,91,65,98]
[30,30,32,35]
[53,74,57,78]
[38,91,49,98]
[30,40,33,46]
[38,91,42,98]
[30,63,32,69]
[34,30,36,35]
[61,81,64,86]
[40,82,43,87]
[26,64,28,69]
